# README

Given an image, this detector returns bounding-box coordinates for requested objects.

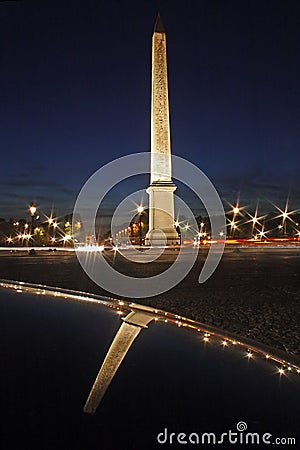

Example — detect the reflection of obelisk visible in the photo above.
[84,322,141,414]
[145,13,180,246]
[84,307,155,414]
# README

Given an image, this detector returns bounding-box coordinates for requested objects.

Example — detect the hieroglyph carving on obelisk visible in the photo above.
[146,13,180,245]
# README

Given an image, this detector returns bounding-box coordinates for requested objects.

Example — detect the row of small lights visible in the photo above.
[1,281,299,379]
[6,205,79,244]
[115,206,144,240]
[175,199,300,242]
[200,333,298,377]
[225,201,300,238]
[114,199,300,242]
[7,232,72,245]
[173,317,300,377]
[113,303,300,378]
[7,199,300,246]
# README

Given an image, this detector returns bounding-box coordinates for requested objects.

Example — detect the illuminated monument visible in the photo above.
[145,13,180,246]
[84,14,178,414]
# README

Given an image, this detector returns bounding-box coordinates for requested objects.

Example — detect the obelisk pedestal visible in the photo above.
[145,13,180,246]
[146,182,179,245]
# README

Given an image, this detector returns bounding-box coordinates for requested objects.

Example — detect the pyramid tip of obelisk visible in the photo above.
[154,12,165,33]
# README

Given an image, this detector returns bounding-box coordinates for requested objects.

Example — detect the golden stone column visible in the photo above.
[146,13,180,246]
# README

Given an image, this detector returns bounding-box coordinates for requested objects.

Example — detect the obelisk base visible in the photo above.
[145,183,180,246]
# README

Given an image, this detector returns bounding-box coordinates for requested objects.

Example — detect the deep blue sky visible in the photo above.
[1,0,300,219]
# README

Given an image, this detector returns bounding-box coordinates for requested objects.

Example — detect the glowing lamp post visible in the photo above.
[29,203,37,244]
[7,237,13,247]
[282,212,288,236]
[137,206,144,246]
[53,222,58,243]
[174,220,181,245]
[63,234,72,247]
[29,203,36,218]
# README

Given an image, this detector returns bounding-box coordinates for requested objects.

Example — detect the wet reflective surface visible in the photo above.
[0,247,299,357]
[0,285,299,449]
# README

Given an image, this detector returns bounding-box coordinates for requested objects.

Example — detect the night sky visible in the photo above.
[1,0,300,220]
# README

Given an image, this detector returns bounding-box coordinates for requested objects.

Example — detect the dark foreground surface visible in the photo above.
[0,247,299,357]
[1,287,299,450]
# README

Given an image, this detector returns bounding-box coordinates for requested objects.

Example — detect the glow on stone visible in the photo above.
[146,14,180,245]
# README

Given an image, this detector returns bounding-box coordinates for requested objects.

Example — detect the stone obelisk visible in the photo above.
[145,13,180,246]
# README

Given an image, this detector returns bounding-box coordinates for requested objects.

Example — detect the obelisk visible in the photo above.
[145,13,180,246]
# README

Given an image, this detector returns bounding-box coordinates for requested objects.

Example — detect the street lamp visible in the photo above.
[7,237,13,247]
[53,222,58,240]
[47,218,58,244]
[29,203,36,217]
[62,234,72,247]
[137,206,144,246]
[29,203,37,244]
